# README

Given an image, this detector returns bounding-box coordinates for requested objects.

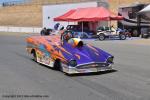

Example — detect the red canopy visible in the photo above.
[54,7,123,22]
[54,9,76,21]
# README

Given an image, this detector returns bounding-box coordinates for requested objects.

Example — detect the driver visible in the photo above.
[61,30,73,44]
[61,30,84,47]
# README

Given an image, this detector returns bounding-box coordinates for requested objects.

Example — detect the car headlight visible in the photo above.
[107,56,114,63]
[69,60,77,67]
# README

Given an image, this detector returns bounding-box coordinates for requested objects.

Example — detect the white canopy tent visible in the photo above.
[138,4,150,19]
[139,4,150,13]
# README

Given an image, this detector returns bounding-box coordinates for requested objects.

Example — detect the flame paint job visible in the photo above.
[26,35,114,74]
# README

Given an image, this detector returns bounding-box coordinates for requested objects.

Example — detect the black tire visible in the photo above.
[31,49,37,62]
[53,59,62,71]
[132,30,138,37]
[98,33,105,41]
[141,34,144,38]
[119,33,126,40]
[83,34,88,38]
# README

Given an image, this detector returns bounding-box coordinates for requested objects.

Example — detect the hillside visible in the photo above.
[0,0,149,27]
[0,4,42,27]
[109,0,150,13]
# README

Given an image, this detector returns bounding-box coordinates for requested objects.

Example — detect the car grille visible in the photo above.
[77,63,109,69]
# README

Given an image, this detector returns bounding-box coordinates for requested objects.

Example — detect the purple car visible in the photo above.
[26,35,114,74]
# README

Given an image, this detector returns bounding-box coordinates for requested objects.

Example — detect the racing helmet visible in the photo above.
[63,31,73,41]
[68,38,83,47]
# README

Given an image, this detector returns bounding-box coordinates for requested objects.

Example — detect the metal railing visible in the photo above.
[0,0,31,7]
[0,26,42,33]
[0,0,104,7]
[31,0,106,5]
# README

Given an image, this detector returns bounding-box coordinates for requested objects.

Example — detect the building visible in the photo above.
[42,0,109,29]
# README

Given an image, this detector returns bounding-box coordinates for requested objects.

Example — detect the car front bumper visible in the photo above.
[62,63,113,74]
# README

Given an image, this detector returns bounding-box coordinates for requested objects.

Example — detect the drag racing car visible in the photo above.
[66,25,94,38]
[26,35,114,74]
[97,26,127,40]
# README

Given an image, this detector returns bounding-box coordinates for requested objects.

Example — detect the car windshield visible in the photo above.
[97,26,110,31]
[67,25,79,30]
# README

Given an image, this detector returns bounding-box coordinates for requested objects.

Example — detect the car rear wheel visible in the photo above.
[53,59,63,71]
[31,49,37,62]
[98,33,105,41]
[119,33,126,40]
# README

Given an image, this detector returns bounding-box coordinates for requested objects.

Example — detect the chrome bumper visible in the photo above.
[62,63,113,74]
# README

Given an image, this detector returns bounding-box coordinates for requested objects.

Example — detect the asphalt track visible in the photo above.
[0,33,150,100]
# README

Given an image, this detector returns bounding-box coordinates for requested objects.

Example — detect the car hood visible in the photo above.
[62,43,112,65]
[26,36,113,66]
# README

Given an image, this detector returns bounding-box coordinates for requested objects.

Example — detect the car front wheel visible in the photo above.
[53,59,62,70]
[98,33,105,41]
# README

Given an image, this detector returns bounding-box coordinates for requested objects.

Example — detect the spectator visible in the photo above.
[2,3,5,7]
[59,25,64,30]
[110,25,116,33]
[54,23,60,30]
[61,30,73,45]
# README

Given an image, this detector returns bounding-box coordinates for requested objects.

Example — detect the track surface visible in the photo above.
[0,34,150,100]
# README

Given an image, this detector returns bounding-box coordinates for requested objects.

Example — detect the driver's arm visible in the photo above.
[61,33,65,45]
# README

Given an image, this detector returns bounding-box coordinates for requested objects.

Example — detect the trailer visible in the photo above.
[118,3,150,37]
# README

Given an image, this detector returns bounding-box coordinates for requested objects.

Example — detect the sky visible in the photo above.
[0,0,23,3]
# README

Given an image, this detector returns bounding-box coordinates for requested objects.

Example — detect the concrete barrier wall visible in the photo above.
[43,1,98,29]
[0,26,42,33]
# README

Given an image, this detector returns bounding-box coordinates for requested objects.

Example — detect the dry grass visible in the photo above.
[110,0,150,26]
[0,4,42,27]
[109,0,150,13]
[0,0,149,27]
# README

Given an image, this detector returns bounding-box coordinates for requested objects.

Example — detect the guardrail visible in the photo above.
[0,0,105,7]
[0,26,42,33]
[0,0,30,7]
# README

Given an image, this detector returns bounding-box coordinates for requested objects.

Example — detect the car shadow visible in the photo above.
[31,59,117,77]
[31,59,55,69]
[67,69,117,77]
